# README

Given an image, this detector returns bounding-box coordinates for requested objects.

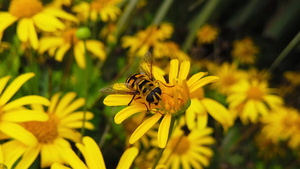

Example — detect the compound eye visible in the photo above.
[146,93,154,103]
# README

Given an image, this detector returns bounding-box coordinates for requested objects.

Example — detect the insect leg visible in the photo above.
[128,95,136,106]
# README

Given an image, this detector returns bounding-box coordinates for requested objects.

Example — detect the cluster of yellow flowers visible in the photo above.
[0,0,299,169]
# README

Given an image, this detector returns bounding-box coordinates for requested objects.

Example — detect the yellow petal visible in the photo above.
[49,93,61,113]
[60,112,94,124]
[82,136,106,169]
[116,147,139,169]
[0,145,3,163]
[2,96,50,111]
[28,19,38,49]
[186,108,196,130]
[2,110,48,122]
[114,105,146,124]
[153,66,166,84]
[51,163,71,169]
[86,40,106,61]
[55,43,71,62]
[201,98,233,130]
[187,72,207,87]
[255,101,268,116]
[189,76,219,94]
[2,140,27,168]
[0,122,37,146]
[17,18,30,42]
[0,13,17,32]
[15,146,41,169]
[0,76,11,95]
[33,13,65,31]
[58,128,81,143]
[57,98,85,118]
[43,8,78,23]
[54,92,77,115]
[103,95,133,106]
[129,113,162,144]
[169,59,179,85]
[158,113,171,148]
[39,37,63,54]
[0,73,35,106]
[41,144,64,168]
[57,147,87,169]
[241,100,256,124]
[74,42,86,69]
[178,61,190,80]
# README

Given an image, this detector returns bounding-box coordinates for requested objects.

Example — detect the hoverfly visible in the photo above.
[100,52,162,107]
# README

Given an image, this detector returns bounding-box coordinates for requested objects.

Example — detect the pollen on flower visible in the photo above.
[170,136,190,155]
[64,28,79,44]
[160,80,190,114]
[247,86,263,100]
[22,114,59,144]
[9,0,43,18]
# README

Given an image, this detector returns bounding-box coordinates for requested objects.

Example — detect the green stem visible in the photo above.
[152,0,174,26]
[80,41,89,140]
[268,31,300,72]
[152,116,176,169]
[182,0,220,52]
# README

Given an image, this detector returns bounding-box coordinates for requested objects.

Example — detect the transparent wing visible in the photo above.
[139,51,154,80]
[99,83,138,95]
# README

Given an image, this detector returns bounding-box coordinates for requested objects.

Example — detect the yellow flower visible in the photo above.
[154,41,190,61]
[0,73,50,147]
[196,24,219,44]
[210,62,247,95]
[159,125,215,169]
[0,0,77,49]
[51,136,139,169]
[39,27,106,69]
[186,87,233,131]
[0,143,13,169]
[104,59,218,148]
[50,0,73,8]
[100,22,117,43]
[247,68,271,82]
[2,92,94,168]
[122,23,174,57]
[227,79,283,124]
[284,71,300,86]
[72,0,121,22]
[261,106,300,149]
[231,37,259,64]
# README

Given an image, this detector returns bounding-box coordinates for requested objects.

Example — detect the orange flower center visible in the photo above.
[63,28,79,44]
[22,114,59,144]
[247,86,263,100]
[170,136,190,155]
[222,75,237,87]
[160,81,189,114]
[9,0,43,18]
[91,0,111,11]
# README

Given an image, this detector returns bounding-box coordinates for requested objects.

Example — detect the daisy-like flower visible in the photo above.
[196,24,219,44]
[0,73,50,146]
[72,0,121,22]
[227,79,283,124]
[0,0,77,49]
[231,37,259,65]
[261,106,300,149]
[159,124,215,169]
[284,71,300,87]
[39,27,106,69]
[122,23,174,57]
[100,22,117,43]
[51,136,139,169]
[247,68,271,82]
[2,92,94,168]
[154,41,190,61]
[210,62,247,95]
[103,59,218,148]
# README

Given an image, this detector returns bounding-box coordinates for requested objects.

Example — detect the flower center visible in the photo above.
[22,114,59,144]
[247,86,263,100]
[171,136,190,155]
[91,0,111,11]
[222,75,237,87]
[63,28,79,44]
[9,0,43,18]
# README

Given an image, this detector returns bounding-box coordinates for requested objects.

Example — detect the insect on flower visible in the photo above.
[100,52,163,108]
